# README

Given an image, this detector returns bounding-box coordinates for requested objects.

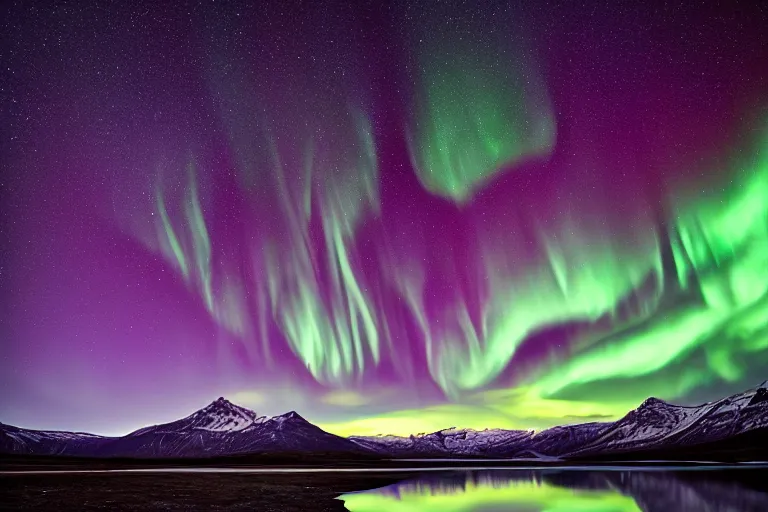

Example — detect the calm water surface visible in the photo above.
[340,467,768,512]
[2,466,767,510]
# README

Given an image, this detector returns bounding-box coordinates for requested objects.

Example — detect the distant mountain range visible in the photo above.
[353,381,768,461]
[2,381,767,462]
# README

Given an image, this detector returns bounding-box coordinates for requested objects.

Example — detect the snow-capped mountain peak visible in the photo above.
[274,411,302,421]
[183,397,259,432]
[201,397,251,415]
[260,411,308,428]
[636,397,671,410]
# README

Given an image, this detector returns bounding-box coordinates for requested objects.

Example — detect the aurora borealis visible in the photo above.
[2,0,768,437]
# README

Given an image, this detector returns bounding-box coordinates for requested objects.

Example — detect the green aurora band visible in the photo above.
[155,164,250,340]
[406,3,555,202]
[263,111,382,384]
[533,124,768,398]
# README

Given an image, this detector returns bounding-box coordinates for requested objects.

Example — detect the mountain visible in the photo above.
[0,398,369,459]
[557,380,768,459]
[350,381,768,461]
[2,382,767,461]
[350,427,538,458]
[347,423,613,460]
[0,422,110,456]
[97,398,367,458]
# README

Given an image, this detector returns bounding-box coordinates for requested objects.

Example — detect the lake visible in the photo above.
[2,465,767,510]
[341,466,768,511]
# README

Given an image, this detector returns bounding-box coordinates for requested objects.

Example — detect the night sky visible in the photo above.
[2,0,767,437]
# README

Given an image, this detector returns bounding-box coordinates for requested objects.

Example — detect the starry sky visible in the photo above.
[2,0,768,437]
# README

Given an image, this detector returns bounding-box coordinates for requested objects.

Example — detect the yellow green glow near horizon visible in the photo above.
[318,388,637,437]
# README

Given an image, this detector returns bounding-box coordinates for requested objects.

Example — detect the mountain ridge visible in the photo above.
[1,381,766,461]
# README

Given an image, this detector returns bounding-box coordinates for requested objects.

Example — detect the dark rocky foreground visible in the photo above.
[0,471,412,511]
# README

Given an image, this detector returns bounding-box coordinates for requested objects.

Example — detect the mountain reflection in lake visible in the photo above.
[340,468,768,512]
